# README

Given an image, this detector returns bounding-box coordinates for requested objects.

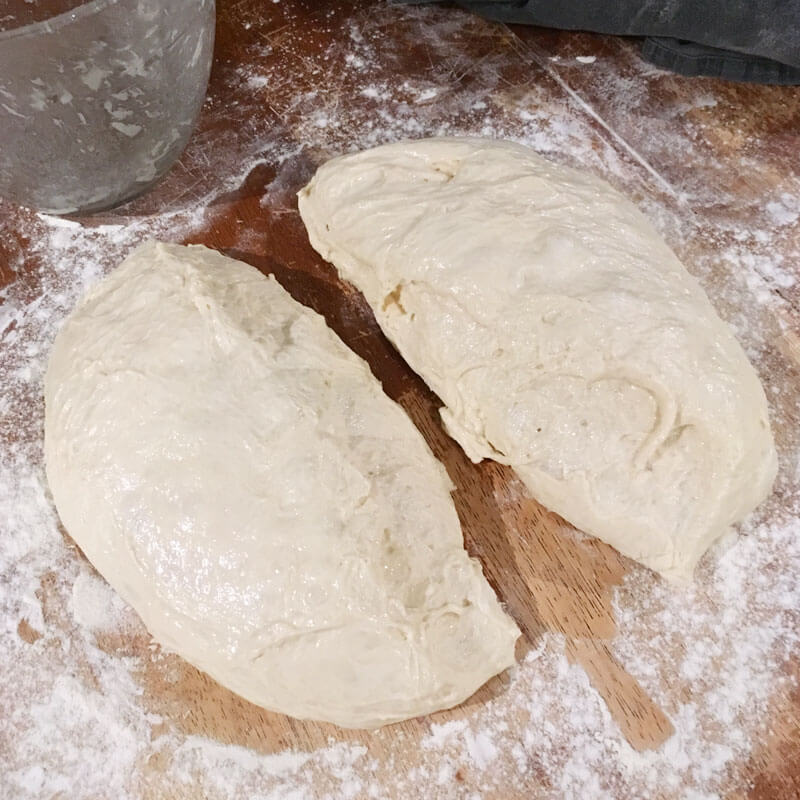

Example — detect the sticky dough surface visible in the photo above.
[299,137,777,580]
[44,241,520,728]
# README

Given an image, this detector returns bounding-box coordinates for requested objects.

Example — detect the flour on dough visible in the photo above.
[44,241,520,728]
[298,137,777,581]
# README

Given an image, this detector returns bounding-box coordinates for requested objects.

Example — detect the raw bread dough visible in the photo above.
[44,241,519,728]
[298,138,777,581]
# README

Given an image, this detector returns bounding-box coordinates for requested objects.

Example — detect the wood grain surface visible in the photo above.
[2,1,799,797]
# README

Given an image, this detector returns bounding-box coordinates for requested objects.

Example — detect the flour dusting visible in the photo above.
[70,570,130,633]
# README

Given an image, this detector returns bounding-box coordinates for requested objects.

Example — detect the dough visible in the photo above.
[298,138,777,581]
[44,241,519,728]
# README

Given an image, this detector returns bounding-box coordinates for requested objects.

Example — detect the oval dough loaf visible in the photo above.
[298,137,777,581]
[44,241,519,728]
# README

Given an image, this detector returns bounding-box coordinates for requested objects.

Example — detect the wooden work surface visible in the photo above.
[1,1,799,798]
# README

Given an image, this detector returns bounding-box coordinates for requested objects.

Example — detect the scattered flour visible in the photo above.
[766,194,800,227]
[69,570,130,633]
[422,719,470,749]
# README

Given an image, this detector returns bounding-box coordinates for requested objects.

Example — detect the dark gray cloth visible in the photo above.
[641,37,800,84]
[398,1,800,83]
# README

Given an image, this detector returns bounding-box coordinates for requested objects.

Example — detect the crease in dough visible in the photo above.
[298,137,777,581]
[44,241,520,728]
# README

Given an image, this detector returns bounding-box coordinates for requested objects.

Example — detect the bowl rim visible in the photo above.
[0,0,121,42]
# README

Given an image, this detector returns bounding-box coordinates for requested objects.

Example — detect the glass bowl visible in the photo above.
[0,0,215,215]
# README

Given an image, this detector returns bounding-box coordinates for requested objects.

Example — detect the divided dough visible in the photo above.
[299,137,777,580]
[44,241,519,728]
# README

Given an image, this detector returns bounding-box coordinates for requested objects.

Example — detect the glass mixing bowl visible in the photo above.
[0,0,215,214]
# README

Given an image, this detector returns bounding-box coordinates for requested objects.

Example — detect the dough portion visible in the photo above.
[44,241,519,728]
[298,138,778,581]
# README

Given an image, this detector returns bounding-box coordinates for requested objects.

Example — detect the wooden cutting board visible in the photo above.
[2,0,799,797]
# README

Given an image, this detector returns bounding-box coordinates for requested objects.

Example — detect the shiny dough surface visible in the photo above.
[44,241,519,728]
[299,137,777,581]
